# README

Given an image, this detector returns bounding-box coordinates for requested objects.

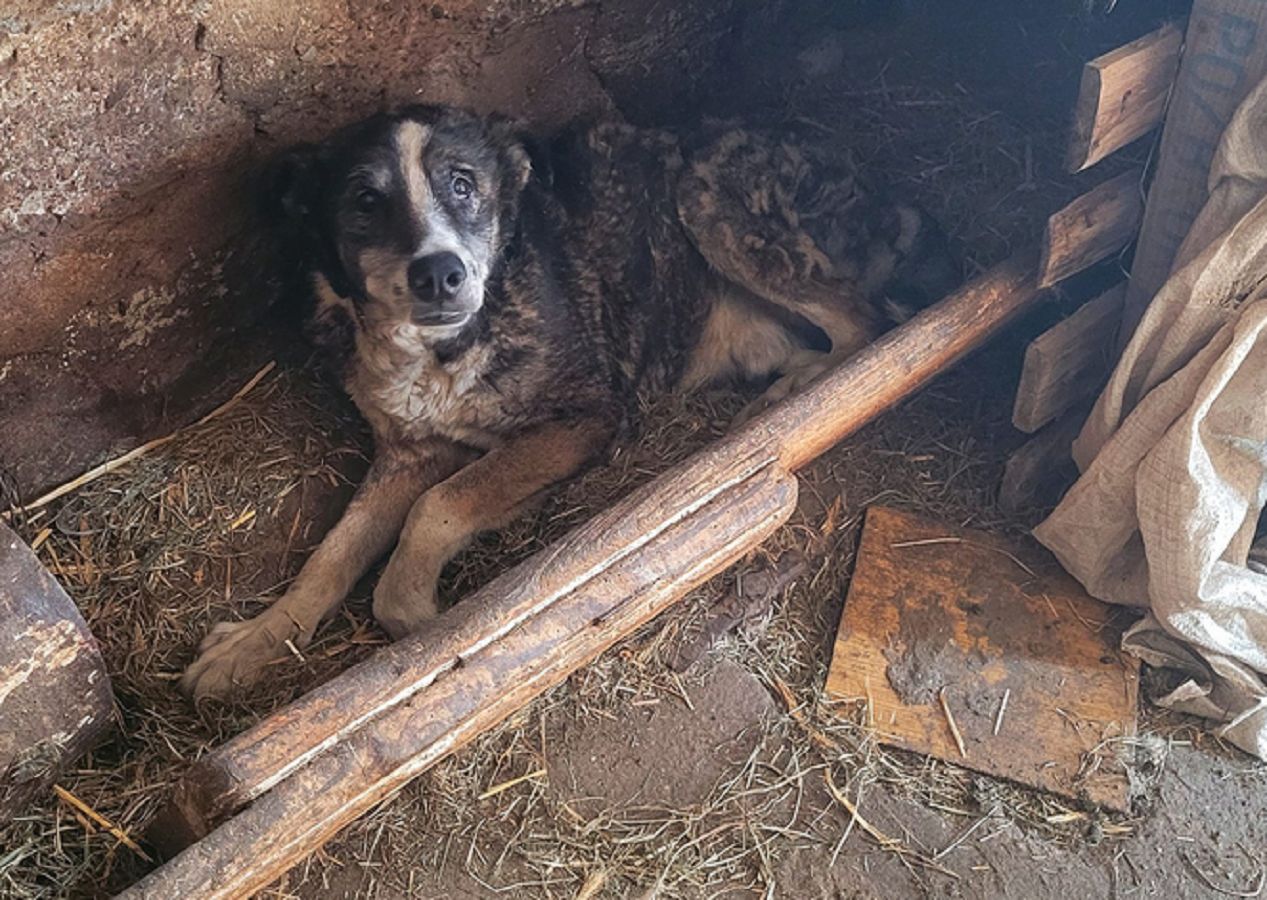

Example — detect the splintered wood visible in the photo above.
[826,507,1139,811]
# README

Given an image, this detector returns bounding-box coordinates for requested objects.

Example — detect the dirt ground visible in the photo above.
[5,2,1267,899]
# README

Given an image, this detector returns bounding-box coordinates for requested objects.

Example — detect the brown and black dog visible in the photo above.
[181,106,957,698]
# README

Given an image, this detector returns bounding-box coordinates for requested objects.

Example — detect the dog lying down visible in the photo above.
[181,105,959,699]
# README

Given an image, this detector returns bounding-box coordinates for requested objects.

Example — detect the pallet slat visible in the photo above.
[1123,1,1267,343]
[1039,169,1144,288]
[1066,23,1183,173]
[1012,284,1125,433]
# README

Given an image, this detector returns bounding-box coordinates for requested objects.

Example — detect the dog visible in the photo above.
[180,105,958,699]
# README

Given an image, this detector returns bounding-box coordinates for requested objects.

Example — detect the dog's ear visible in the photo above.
[262,144,325,227]
[489,117,537,192]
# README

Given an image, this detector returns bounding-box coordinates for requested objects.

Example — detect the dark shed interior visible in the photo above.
[5,1,1265,898]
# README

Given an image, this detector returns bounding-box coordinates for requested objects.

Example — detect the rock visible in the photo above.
[0,521,113,817]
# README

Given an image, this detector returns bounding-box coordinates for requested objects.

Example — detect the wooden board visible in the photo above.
[1067,23,1183,173]
[1012,284,1126,433]
[998,410,1087,514]
[826,507,1139,811]
[1124,1,1267,342]
[1039,169,1144,288]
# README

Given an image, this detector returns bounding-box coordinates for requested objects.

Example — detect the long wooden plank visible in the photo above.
[1067,23,1183,173]
[132,254,1044,887]
[1123,1,1267,343]
[1012,284,1125,433]
[123,464,798,899]
[826,507,1139,811]
[1039,169,1144,288]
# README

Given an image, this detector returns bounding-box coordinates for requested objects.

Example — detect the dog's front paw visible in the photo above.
[181,608,303,700]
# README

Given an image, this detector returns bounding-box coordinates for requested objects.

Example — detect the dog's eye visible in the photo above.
[354,188,381,213]
[451,172,475,199]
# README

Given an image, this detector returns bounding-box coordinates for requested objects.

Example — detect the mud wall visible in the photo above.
[0,0,734,499]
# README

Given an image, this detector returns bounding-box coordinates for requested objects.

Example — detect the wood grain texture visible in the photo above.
[1067,23,1183,173]
[1123,1,1267,343]
[0,522,113,818]
[122,465,798,899]
[1039,169,1144,288]
[998,410,1087,514]
[827,507,1139,810]
[1012,284,1125,433]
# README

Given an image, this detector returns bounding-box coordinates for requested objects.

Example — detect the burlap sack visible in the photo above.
[1034,75,1267,760]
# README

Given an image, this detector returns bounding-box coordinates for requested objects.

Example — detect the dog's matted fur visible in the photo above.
[181,106,958,698]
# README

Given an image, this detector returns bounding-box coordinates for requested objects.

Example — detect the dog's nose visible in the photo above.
[408,252,467,302]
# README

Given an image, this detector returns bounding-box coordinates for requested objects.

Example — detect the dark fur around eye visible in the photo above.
[354,188,381,213]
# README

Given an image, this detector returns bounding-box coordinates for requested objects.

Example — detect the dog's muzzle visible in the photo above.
[408,252,476,326]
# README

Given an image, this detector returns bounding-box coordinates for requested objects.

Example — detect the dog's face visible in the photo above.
[272,106,531,340]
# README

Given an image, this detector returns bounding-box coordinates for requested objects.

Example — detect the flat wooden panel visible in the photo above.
[827,507,1139,811]
[1067,23,1183,173]
[1124,1,1267,343]
[1013,284,1126,433]
[1039,169,1144,288]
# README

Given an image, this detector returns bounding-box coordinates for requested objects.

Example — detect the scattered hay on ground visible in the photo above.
[0,12,1160,897]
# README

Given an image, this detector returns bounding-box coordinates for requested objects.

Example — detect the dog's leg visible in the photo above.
[181,442,473,699]
[372,419,611,638]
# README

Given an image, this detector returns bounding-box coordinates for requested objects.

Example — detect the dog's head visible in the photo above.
[268,105,532,340]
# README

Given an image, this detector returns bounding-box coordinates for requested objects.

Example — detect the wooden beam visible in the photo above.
[126,464,797,900]
[1066,23,1183,173]
[1039,169,1144,288]
[1012,284,1125,433]
[1123,1,1267,344]
[124,255,1044,897]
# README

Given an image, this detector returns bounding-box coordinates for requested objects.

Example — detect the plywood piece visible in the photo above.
[827,507,1139,811]
[1124,1,1267,343]
[1039,169,1144,288]
[1067,23,1183,173]
[1012,284,1125,433]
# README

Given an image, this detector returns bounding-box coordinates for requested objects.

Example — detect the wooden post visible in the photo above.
[0,522,113,817]
[1122,1,1267,344]
[125,254,1043,898]
[128,465,798,898]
